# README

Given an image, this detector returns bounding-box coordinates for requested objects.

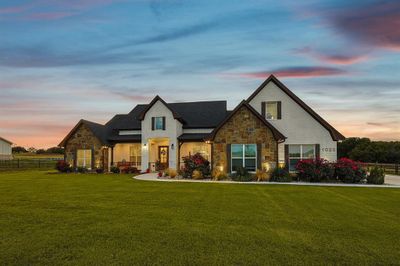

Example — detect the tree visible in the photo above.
[46,147,64,154]
[36,149,46,154]
[12,146,27,153]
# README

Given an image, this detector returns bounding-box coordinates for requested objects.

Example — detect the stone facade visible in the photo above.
[64,124,106,170]
[212,105,278,172]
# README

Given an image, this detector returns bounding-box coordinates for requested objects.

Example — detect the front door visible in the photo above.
[158,146,169,170]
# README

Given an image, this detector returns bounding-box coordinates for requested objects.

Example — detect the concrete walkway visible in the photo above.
[134,173,400,188]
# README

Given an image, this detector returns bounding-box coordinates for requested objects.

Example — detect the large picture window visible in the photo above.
[77,149,92,169]
[288,144,315,172]
[129,145,142,168]
[231,144,257,172]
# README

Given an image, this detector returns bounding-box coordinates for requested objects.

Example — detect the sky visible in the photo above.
[0,0,400,148]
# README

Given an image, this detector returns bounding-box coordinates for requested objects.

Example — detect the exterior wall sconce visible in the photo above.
[171,143,174,150]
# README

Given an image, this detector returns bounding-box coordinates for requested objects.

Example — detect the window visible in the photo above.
[288,144,315,172]
[262,101,281,120]
[231,144,257,172]
[129,145,142,168]
[192,144,209,160]
[152,117,165,130]
[77,149,92,168]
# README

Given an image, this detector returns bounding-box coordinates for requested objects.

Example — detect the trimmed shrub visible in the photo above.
[76,166,88,173]
[212,168,228,181]
[335,158,366,183]
[56,160,71,173]
[270,167,292,182]
[296,159,335,182]
[168,168,177,179]
[110,166,120,174]
[95,168,104,174]
[255,169,270,182]
[182,153,210,178]
[231,167,254,182]
[120,166,139,174]
[192,169,203,180]
[367,165,385,184]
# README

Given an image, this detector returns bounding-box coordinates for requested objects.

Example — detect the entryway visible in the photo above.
[158,146,169,170]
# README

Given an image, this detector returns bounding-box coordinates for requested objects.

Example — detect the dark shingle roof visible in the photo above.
[178,133,210,141]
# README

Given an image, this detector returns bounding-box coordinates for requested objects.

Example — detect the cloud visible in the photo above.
[325,1,400,51]
[233,66,347,79]
[294,47,369,65]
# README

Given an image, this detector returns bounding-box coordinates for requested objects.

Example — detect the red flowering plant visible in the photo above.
[182,153,210,178]
[296,158,334,182]
[334,158,367,183]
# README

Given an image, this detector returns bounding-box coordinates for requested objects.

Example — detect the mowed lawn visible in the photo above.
[0,171,399,265]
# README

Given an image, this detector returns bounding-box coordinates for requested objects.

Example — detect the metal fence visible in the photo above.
[363,163,399,175]
[0,158,60,170]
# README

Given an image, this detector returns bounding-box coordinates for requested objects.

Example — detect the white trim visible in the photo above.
[182,128,214,134]
[119,130,141,135]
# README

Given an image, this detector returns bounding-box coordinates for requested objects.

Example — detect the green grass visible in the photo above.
[0,171,399,265]
[12,153,64,159]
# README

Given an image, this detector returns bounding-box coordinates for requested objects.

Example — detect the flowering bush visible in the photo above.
[182,153,210,178]
[296,159,335,182]
[55,160,71,173]
[334,158,366,183]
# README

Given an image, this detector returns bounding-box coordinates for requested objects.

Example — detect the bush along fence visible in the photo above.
[0,158,59,170]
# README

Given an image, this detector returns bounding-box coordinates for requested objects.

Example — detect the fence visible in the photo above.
[363,163,399,175]
[0,158,60,170]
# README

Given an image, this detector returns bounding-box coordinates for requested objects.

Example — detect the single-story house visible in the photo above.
[59,75,345,173]
[0,137,13,160]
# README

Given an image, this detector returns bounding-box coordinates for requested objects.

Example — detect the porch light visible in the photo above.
[171,143,174,150]
[217,165,223,172]
[262,162,271,171]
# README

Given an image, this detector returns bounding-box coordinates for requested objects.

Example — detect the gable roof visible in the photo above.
[208,100,286,142]
[0,137,12,145]
[59,119,108,147]
[246,75,345,141]
[138,95,185,123]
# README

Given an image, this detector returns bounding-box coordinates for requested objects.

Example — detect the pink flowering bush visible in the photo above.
[182,153,210,179]
[296,158,334,182]
[334,158,366,183]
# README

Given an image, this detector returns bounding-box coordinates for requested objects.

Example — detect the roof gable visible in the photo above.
[208,100,286,142]
[0,137,12,145]
[246,75,345,141]
[138,95,185,123]
[59,119,107,147]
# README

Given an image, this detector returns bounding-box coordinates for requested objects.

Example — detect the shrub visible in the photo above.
[76,166,88,173]
[212,168,228,181]
[255,169,270,182]
[270,167,292,182]
[367,165,385,184]
[231,167,254,182]
[157,171,163,178]
[334,158,366,183]
[296,159,335,182]
[192,169,203,180]
[120,166,139,174]
[182,153,210,178]
[110,166,120,174]
[55,160,71,173]
[95,168,104,174]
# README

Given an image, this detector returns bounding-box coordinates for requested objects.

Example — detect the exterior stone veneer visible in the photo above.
[212,105,278,172]
[64,124,106,169]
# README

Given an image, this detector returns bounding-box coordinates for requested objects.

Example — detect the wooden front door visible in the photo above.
[158,146,169,170]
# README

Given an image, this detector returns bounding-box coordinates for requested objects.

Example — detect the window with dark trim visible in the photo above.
[288,144,315,172]
[231,144,257,172]
[76,149,92,169]
[152,117,165,130]
[262,101,281,120]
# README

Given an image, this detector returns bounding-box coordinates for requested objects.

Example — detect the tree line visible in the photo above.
[12,146,64,155]
[338,138,400,164]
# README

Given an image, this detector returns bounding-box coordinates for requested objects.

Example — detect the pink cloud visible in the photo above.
[295,47,369,65]
[233,66,347,79]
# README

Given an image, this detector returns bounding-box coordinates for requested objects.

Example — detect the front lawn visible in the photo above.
[0,171,399,265]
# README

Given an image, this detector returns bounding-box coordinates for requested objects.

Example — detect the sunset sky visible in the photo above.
[1,0,399,148]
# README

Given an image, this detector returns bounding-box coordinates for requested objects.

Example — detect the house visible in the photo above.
[0,137,13,160]
[59,75,345,173]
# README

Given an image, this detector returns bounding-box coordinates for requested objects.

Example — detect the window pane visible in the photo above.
[85,150,92,168]
[231,144,243,158]
[232,159,243,171]
[245,144,256,157]
[266,102,278,120]
[155,117,163,130]
[244,159,256,171]
[289,159,299,172]
[302,145,315,159]
[289,145,301,157]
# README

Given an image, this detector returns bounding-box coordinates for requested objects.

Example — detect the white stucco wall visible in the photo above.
[248,81,338,162]
[141,100,183,170]
[0,139,12,160]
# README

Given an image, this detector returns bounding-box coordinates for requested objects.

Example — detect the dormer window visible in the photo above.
[152,117,165,130]
[262,101,281,120]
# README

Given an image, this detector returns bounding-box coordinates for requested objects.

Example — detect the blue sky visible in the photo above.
[0,0,399,147]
